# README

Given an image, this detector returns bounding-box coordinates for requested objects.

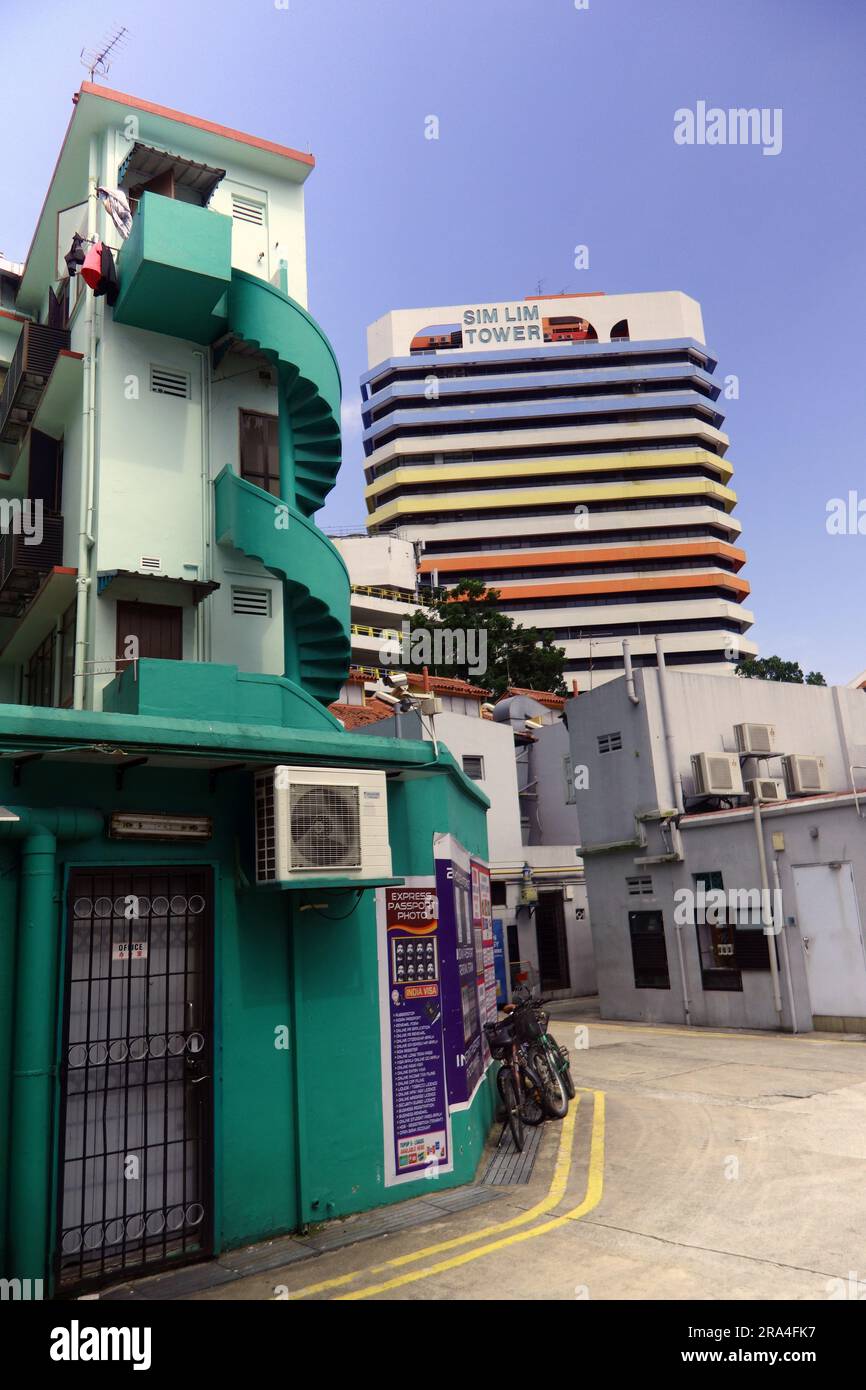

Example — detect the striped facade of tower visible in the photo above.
[361,291,756,686]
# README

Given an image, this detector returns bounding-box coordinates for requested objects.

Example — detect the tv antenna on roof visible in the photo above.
[81,24,130,83]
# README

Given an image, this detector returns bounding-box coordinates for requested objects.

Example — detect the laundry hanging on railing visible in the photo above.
[97,186,133,240]
[81,242,119,306]
[64,232,87,278]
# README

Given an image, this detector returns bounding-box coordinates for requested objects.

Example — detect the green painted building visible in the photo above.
[0,84,494,1295]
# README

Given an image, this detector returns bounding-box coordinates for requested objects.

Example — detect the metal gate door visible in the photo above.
[56,867,213,1291]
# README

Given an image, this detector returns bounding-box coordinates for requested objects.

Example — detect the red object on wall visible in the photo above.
[81,243,103,290]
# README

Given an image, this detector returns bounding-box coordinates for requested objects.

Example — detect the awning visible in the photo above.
[97,571,219,606]
[118,142,226,204]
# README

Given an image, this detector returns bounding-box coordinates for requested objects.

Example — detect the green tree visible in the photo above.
[406,578,568,699]
[736,655,826,686]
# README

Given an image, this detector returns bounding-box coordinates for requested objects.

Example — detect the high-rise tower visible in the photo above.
[361,291,756,686]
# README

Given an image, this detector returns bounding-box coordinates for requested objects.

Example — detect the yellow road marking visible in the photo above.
[573,1020,861,1047]
[335,1089,605,1301]
[287,1093,581,1300]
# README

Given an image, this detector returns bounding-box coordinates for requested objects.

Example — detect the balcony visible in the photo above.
[113,192,232,344]
[0,323,71,446]
[0,511,65,618]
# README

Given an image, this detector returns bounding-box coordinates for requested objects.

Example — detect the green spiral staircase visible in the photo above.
[214,271,351,706]
[114,194,351,710]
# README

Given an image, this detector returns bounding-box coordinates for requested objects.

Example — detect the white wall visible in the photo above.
[368,290,707,365]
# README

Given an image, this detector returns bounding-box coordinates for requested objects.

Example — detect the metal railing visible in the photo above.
[0,512,65,591]
[0,321,71,445]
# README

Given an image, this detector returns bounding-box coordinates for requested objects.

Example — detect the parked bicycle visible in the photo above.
[484,1013,546,1152]
[506,984,575,1117]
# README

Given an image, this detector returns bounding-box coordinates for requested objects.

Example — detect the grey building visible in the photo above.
[567,654,866,1031]
[351,685,596,999]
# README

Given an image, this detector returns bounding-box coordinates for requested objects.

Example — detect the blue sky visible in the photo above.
[2,0,864,683]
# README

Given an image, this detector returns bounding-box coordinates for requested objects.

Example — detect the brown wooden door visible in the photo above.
[116,602,183,662]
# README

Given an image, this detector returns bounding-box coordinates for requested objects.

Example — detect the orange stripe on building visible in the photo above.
[482,572,751,603]
[420,540,746,576]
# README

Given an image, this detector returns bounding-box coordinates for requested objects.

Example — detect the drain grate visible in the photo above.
[482,1124,542,1185]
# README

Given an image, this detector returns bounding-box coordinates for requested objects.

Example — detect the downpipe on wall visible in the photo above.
[73,144,101,711]
[0,809,103,1283]
[751,793,784,1027]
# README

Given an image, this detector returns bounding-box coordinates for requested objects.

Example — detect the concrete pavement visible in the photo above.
[189,1007,866,1299]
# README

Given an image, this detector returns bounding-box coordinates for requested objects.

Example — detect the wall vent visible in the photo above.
[150,366,190,399]
[232,586,271,617]
[139,556,162,571]
[231,195,265,226]
[626,875,653,897]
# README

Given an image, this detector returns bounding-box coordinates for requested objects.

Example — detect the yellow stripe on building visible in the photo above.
[366,477,739,528]
[364,447,733,502]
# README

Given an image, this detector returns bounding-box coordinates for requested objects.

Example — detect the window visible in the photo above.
[693,871,742,992]
[232,586,271,617]
[563,755,576,804]
[59,601,75,707]
[491,881,507,907]
[628,910,670,989]
[27,631,55,708]
[598,731,623,754]
[462,755,485,780]
[116,602,183,663]
[626,875,653,897]
[239,410,280,497]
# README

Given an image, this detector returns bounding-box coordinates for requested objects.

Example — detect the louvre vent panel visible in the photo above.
[231,196,265,226]
[150,366,190,399]
[232,587,271,617]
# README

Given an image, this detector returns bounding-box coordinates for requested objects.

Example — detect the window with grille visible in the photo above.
[598,731,623,754]
[231,586,271,617]
[150,366,190,399]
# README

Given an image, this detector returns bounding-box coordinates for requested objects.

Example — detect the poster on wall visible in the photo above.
[434,835,487,1109]
[376,881,453,1187]
[492,918,509,1004]
[471,859,497,1067]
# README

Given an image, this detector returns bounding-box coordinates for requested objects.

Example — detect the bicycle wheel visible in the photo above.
[497,1065,524,1151]
[517,1058,546,1127]
[529,1043,569,1119]
[554,1041,576,1100]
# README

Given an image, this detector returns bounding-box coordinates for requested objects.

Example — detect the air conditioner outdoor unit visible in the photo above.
[255,766,392,884]
[783,754,827,796]
[734,722,776,756]
[745,777,787,803]
[691,751,745,797]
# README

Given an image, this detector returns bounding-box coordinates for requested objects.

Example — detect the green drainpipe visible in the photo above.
[0,808,103,1284]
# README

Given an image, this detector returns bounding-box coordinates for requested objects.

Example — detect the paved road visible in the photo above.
[194,1008,866,1301]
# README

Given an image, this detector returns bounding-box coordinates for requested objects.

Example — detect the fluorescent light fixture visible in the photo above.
[109,812,212,842]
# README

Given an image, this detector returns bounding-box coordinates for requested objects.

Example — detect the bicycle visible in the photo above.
[484,1014,546,1152]
[509,986,575,1116]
